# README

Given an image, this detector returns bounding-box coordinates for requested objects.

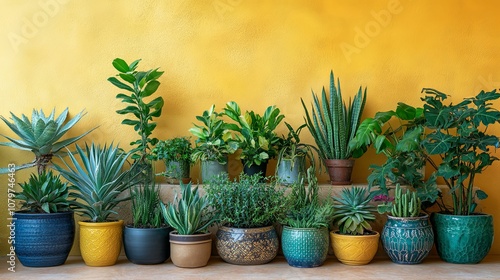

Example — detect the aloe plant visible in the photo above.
[54,143,138,222]
[131,183,163,228]
[332,187,376,235]
[0,108,94,174]
[301,71,367,160]
[16,171,71,213]
[376,184,421,218]
[161,182,215,235]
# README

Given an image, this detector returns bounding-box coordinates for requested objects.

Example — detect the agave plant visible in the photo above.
[131,183,163,228]
[0,108,94,174]
[54,143,138,222]
[332,187,376,235]
[161,182,215,235]
[16,171,71,213]
[301,71,367,160]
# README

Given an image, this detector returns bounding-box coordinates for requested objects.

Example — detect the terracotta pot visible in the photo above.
[78,220,123,267]
[330,230,379,265]
[169,231,212,268]
[324,159,355,185]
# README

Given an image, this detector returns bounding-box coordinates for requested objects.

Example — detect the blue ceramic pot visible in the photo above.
[281,226,329,268]
[432,212,493,264]
[381,214,434,264]
[13,211,75,267]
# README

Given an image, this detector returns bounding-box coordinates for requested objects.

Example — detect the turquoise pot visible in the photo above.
[281,226,329,268]
[381,214,434,264]
[432,213,494,264]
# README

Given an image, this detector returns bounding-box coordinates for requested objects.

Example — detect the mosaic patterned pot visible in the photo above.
[432,212,493,264]
[13,211,75,267]
[216,225,278,265]
[281,226,329,268]
[330,230,379,265]
[381,214,434,264]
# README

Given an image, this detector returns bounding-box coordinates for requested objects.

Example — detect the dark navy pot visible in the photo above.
[13,211,75,267]
[123,225,172,265]
[242,160,268,177]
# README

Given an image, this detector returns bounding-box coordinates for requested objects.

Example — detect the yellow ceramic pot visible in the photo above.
[330,230,380,265]
[78,220,124,267]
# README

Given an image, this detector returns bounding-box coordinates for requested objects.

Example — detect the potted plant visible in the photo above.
[276,122,320,185]
[280,167,334,268]
[123,182,171,265]
[13,171,75,267]
[54,143,138,267]
[108,57,164,183]
[205,173,287,265]
[161,182,216,268]
[0,108,94,174]
[189,105,238,183]
[301,70,367,185]
[223,101,284,176]
[421,88,500,264]
[375,184,434,264]
[330,187,379,265]
[151,137,193,184]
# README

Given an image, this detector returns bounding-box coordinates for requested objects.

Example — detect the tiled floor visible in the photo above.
[3,255,500,280]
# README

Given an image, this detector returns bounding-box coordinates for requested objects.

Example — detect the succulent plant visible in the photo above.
[131,183,163,228]
[332,187,376,235]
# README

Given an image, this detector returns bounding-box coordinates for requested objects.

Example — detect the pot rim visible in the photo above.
[283,226,328,231]
[13,211,74,216]
[78,220,124,227]
[433,212,492,217]
[387,213,429,220]
[330,230,380,237]
[219,225,275,231]
[124,225,171,230]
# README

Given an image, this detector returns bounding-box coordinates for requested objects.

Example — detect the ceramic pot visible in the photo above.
[381,214,434,264]
[201,160,227,183]
[276,156,305,185]
[281,226,329,268]
[165,160,190,184]
[13,211,75,267]
[216,225,278,265]
[169,231,212,268]
[330,230,379,265]
[123,226,172,265]
[78,220,123,266]
[432,212,493,264]
[242,160,268,177]
[324,159,355,185]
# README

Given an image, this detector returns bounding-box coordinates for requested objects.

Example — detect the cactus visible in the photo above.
[391,184,421,217]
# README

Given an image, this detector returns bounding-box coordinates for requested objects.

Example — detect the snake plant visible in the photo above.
[332,187,376,235]
[301,71,367,160]
[0,108,94,174]
[131,182,163,228]
[54,143,138,222]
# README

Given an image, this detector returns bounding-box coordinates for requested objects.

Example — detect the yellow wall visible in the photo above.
[1,0,500,255]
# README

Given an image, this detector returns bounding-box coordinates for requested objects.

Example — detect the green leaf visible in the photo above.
[112,58,130,73]
[142,80,161,97]
[108,77,134,92]
[476,189,488,200]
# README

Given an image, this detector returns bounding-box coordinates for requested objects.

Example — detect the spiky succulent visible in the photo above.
[0,108,94,174]
[54,143,138,222]
[131,183,163,228]
[332,187,376,235]
[16,171,71,213]
[161,182,215,235]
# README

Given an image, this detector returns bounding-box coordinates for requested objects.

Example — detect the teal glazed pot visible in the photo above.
[432,212,494,264]
[381,214,434,264]
[216,225,278,265]
[281,226,329,268]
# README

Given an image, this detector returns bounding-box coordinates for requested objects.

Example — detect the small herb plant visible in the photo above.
[130,183,163,228]
[205,173,287,228]
[332,187,376,235]
[161,182,215,235]
[151,137,193,180]
[16,171,71,213]
[375,184,421,218]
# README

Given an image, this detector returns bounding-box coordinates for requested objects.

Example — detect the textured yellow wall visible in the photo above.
[1,0,500,255]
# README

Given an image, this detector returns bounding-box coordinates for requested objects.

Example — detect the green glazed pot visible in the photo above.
[281,226,329,268]
[201,160,227,184]
[381,214,434,264]
[432,212,493,264]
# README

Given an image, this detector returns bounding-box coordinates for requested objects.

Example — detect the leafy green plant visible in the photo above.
[421,88,500,215]
[54,143,138,222]
[130,183,163,228]
[189,105,238,164]
[223,101,284,168]
[301,70,367,160]
[0,108,94,174]
[108,58,164,165]
[282,167,334,228]
[16,171,71,213]
[151,137,193,180]
[205,173,287,228]
[332,187,376,235]
[161,182,215,235]
[375,184,421,218]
